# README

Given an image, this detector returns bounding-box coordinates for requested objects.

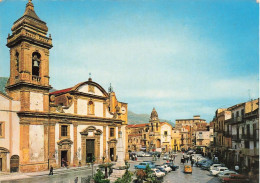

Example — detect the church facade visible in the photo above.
[0,0,128,173]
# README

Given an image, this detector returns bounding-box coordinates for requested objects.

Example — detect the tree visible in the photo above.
[87,155,96,178]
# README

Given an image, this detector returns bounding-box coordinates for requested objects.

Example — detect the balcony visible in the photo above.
[227,116,243,124]
[241,134,254,140]
[232,135,241,142]
[242,148,259,156]
[32,75,41,83]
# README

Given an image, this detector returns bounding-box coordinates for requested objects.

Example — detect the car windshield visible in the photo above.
[156,170,160,173]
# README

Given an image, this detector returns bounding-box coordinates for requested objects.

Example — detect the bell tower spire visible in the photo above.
[6,1,52,112]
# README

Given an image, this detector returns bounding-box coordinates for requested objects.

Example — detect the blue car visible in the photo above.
[134,162,156,169]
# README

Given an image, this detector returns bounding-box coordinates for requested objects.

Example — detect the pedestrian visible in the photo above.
[191,160,194,167]
[111,154,114,161]
[190,155,192,162]
[49,165,53,175]
[74,177,78,183]
[186,157,189,163]
[62,158,65,167]
[235,164,239,173]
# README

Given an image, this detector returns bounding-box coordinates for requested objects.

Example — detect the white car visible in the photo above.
[209,164,223,171]
[160,165,172,172]
[151,169,165,177]
[192,154,203,162]
[210,167,228,176]
[218,170,238,179]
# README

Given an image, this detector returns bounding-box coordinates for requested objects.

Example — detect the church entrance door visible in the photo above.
[110,148,114,161]
[86,139,95,163]
[10,155,19,172]
[61,151,67,166]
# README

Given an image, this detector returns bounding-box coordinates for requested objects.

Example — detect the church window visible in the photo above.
[15,52,19,72]
[0,122,4,138]
[110,128,115,137]
[61,125,68,137]
[156,123,158,131]
[88,101,94,115]
[164,131,167,136]
[32,52,41,76]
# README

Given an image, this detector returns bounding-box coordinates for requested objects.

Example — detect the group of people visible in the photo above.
[180,153,195,166]
[130,154,138,161]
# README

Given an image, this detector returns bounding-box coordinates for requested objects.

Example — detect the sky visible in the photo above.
[0,0,259,123]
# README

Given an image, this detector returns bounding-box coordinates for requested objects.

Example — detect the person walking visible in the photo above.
[191,160,194,167]
[235,164,239,173]
[74,177,78,183]
[49,165,54,175]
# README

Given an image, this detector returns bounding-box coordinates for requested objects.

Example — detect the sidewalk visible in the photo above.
[0,165,96,182]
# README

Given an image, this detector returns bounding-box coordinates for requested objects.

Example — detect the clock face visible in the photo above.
[121,107,126,114]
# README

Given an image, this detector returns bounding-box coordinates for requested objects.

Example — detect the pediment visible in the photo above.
[80,126,103,136]
[107,138,117,144]
[73,81,109,98]
[57,139,73,146]
[0,147,10,153]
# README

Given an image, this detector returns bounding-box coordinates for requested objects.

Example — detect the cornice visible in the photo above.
[6,81,52,91]
[17,111,125,124]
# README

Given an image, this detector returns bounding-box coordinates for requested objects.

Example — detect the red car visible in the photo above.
[222,174,249,183]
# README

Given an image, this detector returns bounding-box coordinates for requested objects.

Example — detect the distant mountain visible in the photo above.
[0,77,8,94]
[128,110,175,127]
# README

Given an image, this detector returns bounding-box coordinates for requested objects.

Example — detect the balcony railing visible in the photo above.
[32,75,41,82]
[241,134,255,140]
[242,148,259,156]
[227,116,244,124]
[232,135,241,142]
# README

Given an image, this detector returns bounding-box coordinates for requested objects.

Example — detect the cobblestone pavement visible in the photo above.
[128,152,221,183]
[1,168,92,183]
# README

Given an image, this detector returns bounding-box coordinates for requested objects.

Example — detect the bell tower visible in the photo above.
[6,0,52,112]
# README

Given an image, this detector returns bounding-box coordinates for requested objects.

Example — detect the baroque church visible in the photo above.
[0,0,128,173]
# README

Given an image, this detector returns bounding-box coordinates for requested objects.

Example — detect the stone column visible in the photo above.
[73,124,78,165]
[20,123,30,172]
[48,124,56,166]
[103,126,107,161]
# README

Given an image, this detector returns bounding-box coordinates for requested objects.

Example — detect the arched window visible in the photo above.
[15,52,19,72]
[32,52,41,76]
[88,101,94,115]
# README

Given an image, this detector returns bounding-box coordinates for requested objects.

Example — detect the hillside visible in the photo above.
[128,110,175,127]
[0,77,8,94]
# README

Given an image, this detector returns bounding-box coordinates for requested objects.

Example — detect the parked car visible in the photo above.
[197,159,210,167]
[144,152,152,157]
[134,162,155,169]
[184,165,192,174]
[218,170,238,179]
[201,161,214,170]
[156,166,167,174]
[209,164,225,171]
[187,150,195,155]
[221,174,250,183]
[163,162,179,171]
[151,168,165,177]
[191,154,203,162]
[163,154,169,160]
[136,151,145,157]
[210,167,229,176]
[160,165,172,172]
